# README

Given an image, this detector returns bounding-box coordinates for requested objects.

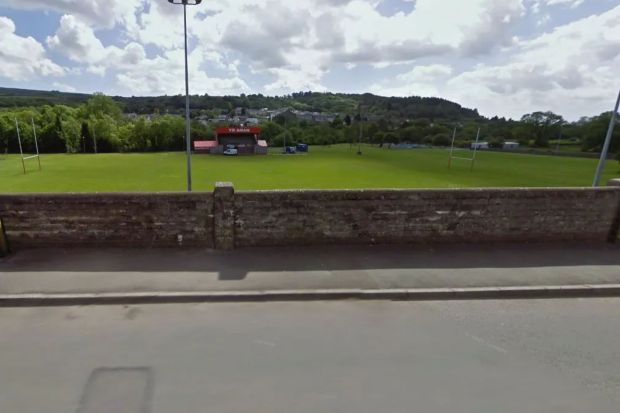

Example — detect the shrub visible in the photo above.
[489,139,504,149]
[431,133,451,147]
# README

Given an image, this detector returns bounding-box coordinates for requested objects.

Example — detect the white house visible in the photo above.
[503,141,520,150]
[471,142,489,150]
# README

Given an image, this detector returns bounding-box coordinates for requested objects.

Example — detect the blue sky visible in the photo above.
[0,0,618,120]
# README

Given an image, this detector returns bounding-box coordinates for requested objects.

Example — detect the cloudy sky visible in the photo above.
[0,0,618,120]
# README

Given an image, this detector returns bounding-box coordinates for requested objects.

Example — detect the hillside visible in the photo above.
[0,87,481,122]
[0,87,91,108]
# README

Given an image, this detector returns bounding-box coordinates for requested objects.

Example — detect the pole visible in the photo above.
[593,90,620,187]
[448,127,457,168]
[357,104,362,155]
[471,127,481,172]
[92,123,98,154]
[15,119,25,174]
[283,117,287,153]
[183,3,192,192]
[31,118,41,170]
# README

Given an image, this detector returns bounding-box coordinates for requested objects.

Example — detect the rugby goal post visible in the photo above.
[448,127,481,172]
[15,118,42,174]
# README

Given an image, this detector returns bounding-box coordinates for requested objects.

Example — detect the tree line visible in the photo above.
[0,93,618,161]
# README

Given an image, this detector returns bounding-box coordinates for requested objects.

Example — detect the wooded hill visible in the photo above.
[0,87,480,123]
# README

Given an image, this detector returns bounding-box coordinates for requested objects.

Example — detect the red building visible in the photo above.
[194,127,268,155]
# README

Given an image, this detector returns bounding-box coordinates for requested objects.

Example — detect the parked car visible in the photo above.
[223,145,238,156]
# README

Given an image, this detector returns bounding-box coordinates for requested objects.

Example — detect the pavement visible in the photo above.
[2,299,620,412]
[1,242,620,305]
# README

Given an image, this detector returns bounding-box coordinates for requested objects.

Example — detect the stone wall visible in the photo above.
[610,180,620,241]
[0,193,214,248]
[1,184,619,249]
[233,187,620,247]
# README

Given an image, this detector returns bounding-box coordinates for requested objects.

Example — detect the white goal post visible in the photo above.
[15,118,42,174]
[448,127,481,172]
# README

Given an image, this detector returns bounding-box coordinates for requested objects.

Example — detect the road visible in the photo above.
[1,299,620,413]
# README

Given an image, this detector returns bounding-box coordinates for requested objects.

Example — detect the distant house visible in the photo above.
[313,113,337,123]
[270,108,297,122]
[503,141,520,150]
[471,142,489,150]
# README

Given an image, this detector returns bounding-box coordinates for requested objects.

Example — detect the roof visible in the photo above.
[216,127,261,135]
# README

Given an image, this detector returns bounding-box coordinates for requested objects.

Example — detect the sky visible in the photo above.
[0,0,618,121]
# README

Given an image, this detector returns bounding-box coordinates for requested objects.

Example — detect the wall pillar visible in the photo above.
[213,182,235,250]
[609,180,620,243]
[0,217,9,257]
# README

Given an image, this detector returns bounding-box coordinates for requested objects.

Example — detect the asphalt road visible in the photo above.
[1,299,620,413]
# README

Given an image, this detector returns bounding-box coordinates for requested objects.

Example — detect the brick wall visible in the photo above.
[0,193,214,247]
[1,184,619,249]
[233,187,620,247]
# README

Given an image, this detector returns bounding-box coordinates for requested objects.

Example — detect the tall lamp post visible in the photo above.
[168,0,202,192]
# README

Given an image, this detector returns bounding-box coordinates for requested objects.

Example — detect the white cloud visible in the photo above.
[446,5,620,119]
[2,0,618,120]
[46,13,250,96]
[370,64,454,97]
[47,14,107,63]
[134,0,186,50]
[115,48,251,96]
[2,0,144,30]
[369,4,620,120]
[166,0,528,92]
[0,17,65,81]
[544,0,585,8]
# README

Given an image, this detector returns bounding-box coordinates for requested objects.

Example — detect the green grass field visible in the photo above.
[1,145,618,192]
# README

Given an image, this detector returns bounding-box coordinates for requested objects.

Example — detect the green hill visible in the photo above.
[0,87,480,123]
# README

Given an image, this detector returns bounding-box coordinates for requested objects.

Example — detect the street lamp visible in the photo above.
[168,0,202,192]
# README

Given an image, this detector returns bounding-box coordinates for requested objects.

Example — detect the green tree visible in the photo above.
[580,112,620,153]
[521,111,564,148]
[432,133,451,147]
[260,121,284,144]
[0,115,12,153]
[83,93,122,120]
[61,117,81,153]
[81,122,92,153]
